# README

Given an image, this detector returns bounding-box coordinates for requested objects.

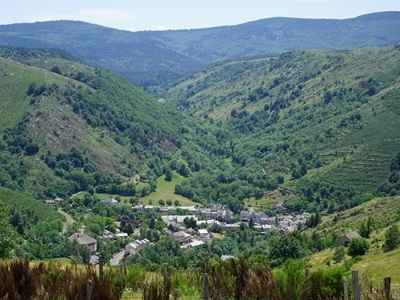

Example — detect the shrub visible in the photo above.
[383,224,400,252]
[347,237,370,257]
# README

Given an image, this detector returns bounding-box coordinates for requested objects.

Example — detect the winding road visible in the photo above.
[110,250,125,266]
[58,209,75,232]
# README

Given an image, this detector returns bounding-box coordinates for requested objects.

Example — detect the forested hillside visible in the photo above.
[167,46,400,212]
[0,12,399,86]
[0,47,226,201]
[1,45,400,215]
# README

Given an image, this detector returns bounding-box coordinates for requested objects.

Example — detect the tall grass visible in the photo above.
[2,257,397,299]
[0,257,124,300]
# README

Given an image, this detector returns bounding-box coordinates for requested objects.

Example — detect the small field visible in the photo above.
[352,248,400,286]
[90,172,198,207]
[139,174,198,206]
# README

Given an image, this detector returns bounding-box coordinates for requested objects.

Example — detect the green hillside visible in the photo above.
[0,47,224,200]
[309,195,400,285]
[166,46,400,211]
[0,12,399,86]
[0,186,63,223]
[1,44,400,216]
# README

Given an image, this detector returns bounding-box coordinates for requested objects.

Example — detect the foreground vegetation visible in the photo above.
[2,256,399,300]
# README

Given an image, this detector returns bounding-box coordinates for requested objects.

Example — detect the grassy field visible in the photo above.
[140,173,198,206]
[352,248,400,286]
[91,172,198,207]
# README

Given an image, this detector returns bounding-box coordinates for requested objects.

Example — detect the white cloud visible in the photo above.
[154,25,166,31]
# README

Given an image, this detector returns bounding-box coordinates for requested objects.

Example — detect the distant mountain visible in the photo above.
[0,12,399,86]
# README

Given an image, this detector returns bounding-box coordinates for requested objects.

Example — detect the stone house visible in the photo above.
[336,231,361,247]
[69,233,97,253]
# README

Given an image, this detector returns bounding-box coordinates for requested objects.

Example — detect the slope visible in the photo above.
[310,195,400,285]
[166,46,400,212]
[0,12,399,86]
[0,47,222,200]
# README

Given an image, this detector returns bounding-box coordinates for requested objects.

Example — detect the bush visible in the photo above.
[347,237,369,257]
[25,143,39,155]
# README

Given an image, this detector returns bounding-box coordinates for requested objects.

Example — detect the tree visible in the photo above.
[184,217,197,230]
[332,246,345,264]
[165,170,173,181]
[0,200,18,258]
[347,237,369,257]
[166,199,173,206]
[359,216,373,238]
[158,199,165,206]
[51,65,61,74]
[249,216,255,229]
[123,223,135,235]
[25,143,40,155]
[383,224,400,252]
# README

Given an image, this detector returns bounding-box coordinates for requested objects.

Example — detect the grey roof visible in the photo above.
[69,233,97,245]
[104,198,118,203]
[345,231,361,239]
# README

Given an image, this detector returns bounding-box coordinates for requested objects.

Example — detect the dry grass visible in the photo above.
[0,257,124,300]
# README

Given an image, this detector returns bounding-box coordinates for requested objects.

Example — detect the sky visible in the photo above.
[1,0,400,32]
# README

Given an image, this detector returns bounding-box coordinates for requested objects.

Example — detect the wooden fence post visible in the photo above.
[99,256,104,282]
[86,279,93,300]
[384,276,391,300]
[352,270,360,300]
[343,276,348,300]
[120,264,124,290]
[203,273,209,300]
[163,263,169,299]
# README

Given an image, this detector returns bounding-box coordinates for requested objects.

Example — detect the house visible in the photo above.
[198,204,233,222]
[162,215,197,224]
[69,233,97,253]
[181,240,204,250]
[221,255,235,261]
[103,198,118,206]
[240,208,255,221]
[115,233,128,238]
[336,231,361,247]
[171,231,191,244]
[255,224,275,233]
[125,239,150,255]
[272,203,284,211]
[198,229,209,238]
[102,230,115,241]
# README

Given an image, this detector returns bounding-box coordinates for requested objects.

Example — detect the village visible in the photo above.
[67,200,308,264]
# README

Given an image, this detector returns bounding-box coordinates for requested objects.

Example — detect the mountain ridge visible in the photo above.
[0,11,399,86]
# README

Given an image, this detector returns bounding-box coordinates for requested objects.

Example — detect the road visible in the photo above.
[58,209,75,232]
[58,209,75,224]
[110,250,125,266]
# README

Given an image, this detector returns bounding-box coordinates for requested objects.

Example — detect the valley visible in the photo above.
[0,12,400,299]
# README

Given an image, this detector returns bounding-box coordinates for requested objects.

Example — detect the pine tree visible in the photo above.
[383,224,400,252]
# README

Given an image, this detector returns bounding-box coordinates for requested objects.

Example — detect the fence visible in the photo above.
[2,256,400,299]
[69,257,399,300]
